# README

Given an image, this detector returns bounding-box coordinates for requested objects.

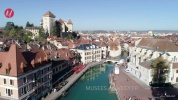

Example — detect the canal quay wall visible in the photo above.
[43,60,105,100]
[109,73,121,100]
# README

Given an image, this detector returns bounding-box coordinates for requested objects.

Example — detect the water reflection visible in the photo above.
[80,64,106,81]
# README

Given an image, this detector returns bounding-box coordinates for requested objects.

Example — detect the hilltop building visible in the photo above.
[41,11,73,36]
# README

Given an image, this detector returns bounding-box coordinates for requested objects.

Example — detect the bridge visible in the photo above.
[105,59,120,64]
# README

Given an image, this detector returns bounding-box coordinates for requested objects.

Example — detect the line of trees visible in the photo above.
[3,22,47,43]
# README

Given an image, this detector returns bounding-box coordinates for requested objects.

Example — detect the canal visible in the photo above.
[59,51,128,100]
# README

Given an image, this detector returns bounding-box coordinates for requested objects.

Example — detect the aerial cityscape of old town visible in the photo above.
[1,0,178,100]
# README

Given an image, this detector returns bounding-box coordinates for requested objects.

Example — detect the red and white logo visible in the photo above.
[4,8,14,18]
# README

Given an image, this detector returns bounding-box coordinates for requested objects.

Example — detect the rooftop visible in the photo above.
[137,38,178,52]
[43,11,56,18]
[73,44,100,50]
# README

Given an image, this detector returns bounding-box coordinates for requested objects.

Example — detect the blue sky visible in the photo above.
[1,0,178,30]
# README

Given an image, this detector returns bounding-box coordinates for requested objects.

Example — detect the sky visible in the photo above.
[1,0,178,31]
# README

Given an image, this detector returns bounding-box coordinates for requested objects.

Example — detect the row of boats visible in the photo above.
[73,65,86,74]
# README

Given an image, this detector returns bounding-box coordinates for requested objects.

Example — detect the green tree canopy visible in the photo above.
[26,21,34,27]
[4,22,14,30]
[151,57,169,83]
[37,27,46,41]
[52,20,61,37]
[3,22,24,38]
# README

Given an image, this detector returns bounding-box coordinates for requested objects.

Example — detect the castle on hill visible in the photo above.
[40,11,73,36]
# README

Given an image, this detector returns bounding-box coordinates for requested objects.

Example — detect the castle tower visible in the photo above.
[59,18,65,32]
[42,11,55,36]
[67,19,73,32]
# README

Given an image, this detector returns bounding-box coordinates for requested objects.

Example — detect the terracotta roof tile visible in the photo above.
[0,44,27,76]
[93,41,107,47]
[137,38,178,52]
[0,44,50,77]
[131,34,151,38]
[59,18,64,24]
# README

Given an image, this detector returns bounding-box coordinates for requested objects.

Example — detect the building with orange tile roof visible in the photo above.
[0,44,52,100]
[128,38,178,85]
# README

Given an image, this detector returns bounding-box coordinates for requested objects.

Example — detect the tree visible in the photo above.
[3,22,24,38]
[151,57,169,83]
[52,20,61,37]
[26,21,34,27]
[26,21,30,28]
[4,22,15,30]
[37,27,46,41]
[23,34,31,43]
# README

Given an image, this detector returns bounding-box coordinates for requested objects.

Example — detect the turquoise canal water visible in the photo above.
[59,52,128,100]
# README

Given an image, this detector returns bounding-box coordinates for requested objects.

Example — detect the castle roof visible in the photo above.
[43,11,56,18]
[59,18,64,23]
[67,19,73,24]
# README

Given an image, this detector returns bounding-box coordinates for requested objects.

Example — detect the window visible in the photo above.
[47,67,50,71]
[56,67,58,72]
[34,72,37,78]
[176,70,178,73]
[6,89,12,96]
[6,69,10,75]
[48,74,51,79]
[21,86,28,95]
[41,70,44,75]
[23,77,27,84]
[0,63,2,68]
[4,79,6,84]
[10,80,14,86]
[41,78,44,83]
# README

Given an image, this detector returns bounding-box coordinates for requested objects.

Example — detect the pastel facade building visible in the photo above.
[71,44,101,64]
[25,27,40,39]
[128,38,178,85]
[58,19,73,32]
[0,44,52,100]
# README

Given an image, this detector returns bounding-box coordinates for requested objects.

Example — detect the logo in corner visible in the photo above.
[4,8,14,18]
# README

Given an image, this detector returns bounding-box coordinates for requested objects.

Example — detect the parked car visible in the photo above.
[125,68,130,72]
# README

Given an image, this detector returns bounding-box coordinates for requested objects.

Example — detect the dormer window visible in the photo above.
[66,53,68,57]
[0,63,2,68]
[6,69,10,75]
[6,63,11,75]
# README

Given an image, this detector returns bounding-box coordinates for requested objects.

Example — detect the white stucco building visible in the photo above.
[93,41,108,59]
[107,41,121,58]
[25,27,40,39]
[41,11,73,35]
[71,44,102,64]
[128,38,178,85]
[58,19,73,32]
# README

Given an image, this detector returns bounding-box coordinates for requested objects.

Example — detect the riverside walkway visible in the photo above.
[43,60,105,100]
